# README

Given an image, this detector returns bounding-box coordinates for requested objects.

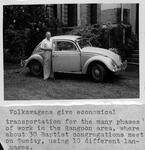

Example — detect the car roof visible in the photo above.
[51,35,82,41]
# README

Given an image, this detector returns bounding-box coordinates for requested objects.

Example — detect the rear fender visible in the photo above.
[82,55,114,74]
[26,54,43,67]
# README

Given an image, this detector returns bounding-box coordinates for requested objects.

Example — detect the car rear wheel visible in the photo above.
[90,63,107,82]
[29,60,43,77]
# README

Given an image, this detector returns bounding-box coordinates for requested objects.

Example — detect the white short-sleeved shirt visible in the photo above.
[40,38,52,50]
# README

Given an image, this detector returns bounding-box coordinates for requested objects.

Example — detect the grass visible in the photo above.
[4,64,139,100]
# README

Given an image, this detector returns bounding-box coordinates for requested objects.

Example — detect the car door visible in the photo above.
[52,40,81,72]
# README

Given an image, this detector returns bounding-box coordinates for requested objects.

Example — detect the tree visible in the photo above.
[3,5,61,62]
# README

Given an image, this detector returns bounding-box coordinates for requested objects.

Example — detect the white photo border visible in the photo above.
[1,0,145,106]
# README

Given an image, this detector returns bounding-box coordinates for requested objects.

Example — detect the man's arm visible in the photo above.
[40,47,52,51]
[40,39,52,51]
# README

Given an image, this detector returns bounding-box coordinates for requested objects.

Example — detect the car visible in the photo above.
[21,35,127,82]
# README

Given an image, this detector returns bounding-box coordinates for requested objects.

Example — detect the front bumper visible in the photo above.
[113,60,127,72]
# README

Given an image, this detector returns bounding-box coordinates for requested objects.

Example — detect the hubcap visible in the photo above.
[33,65,40,73]
[93,67,101,78]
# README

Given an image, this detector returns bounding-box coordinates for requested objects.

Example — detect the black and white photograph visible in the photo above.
[1,2,145,150]
[3,3,139,100]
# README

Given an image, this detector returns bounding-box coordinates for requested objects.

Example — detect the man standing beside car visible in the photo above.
[40,31,54,80]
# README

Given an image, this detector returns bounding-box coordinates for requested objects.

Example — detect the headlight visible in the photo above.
[111,59,117,71]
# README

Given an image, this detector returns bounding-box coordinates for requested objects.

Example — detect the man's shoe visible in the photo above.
[44,78,48,80]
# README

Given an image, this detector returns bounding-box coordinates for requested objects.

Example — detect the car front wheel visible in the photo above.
[29,60,43,77]
[90,63,107,82]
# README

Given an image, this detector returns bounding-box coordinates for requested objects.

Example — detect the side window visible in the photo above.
[56,41,77,51]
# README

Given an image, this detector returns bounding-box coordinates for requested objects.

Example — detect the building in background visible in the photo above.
[46,3,139,37]
[99,3,139,64]
[46,3,139,64]
[100,4,139,38]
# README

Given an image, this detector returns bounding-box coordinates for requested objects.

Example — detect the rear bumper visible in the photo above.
[113,60,127,72]
[20,59,28,67]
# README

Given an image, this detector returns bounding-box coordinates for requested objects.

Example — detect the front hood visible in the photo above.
[81,47,121,62]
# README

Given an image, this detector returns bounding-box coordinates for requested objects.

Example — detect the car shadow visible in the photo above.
[52,72,128,84]
[54,73,89,82]
[24,71,128,83]
[105,74,127,84]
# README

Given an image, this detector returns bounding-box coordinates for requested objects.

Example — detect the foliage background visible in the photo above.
[4,5,62,63]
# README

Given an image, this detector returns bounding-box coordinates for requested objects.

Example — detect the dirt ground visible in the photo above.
[4,63,139,100]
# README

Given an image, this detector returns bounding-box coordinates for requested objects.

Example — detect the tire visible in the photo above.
[29,60,43,77]
[90,63,107,82]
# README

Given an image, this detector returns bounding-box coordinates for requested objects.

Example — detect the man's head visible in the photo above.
[46,32,51,40]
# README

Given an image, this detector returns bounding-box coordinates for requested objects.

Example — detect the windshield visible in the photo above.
[77,38,92,49]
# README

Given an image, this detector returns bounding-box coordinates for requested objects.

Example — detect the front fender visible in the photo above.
[82,55,114,74]
[25,54,43,67]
